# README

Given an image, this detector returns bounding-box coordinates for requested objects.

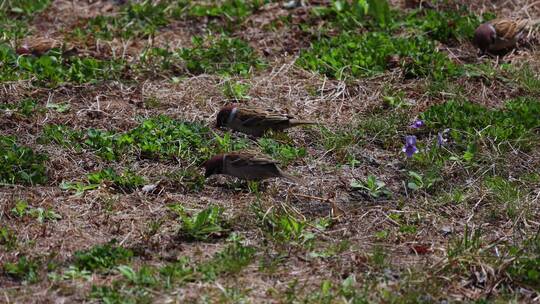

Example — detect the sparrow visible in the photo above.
[216,104,317,137]
[473,18,533,55]
[203,153,297,182]
[16,37,76,57]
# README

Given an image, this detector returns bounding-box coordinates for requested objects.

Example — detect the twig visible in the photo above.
[292,192,345,217]
[292,193,336,204]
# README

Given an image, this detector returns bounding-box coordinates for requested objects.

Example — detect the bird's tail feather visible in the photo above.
[289,119,318,126]
[280,171,301,183]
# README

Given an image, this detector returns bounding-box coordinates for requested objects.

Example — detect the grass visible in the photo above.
[76,0,265,40]
[75,0,177,40]
[117,265,158,287]
[0,136,47,185]
[0,0,50,42]
[507,65,540,95]
[350,175,392,200]
[179,35,265,76]
[309,0,486,39]
[197,235,256,281]
[222,79,251,101]
[357,109,407,148]
[3,30,260,87]
[3,0,540,302]
[395,96,540,199]
[86,168,146,192]
[280,275,369,303]
[403,9,487,43]
[88,236,255,302]
[298,31,459,80]
[122,116,216,162]
[312,109,400,167]
[40,124,83,149]
[254,203,318,248]
[3,256,40,283]
[309,0,393,31]
[421,97,540,147]
[73,241,134,272]
[317,125,362,163]
[508,233,540,288]
[90,285,134,303]
[406,169,442,193]
[41,116,248,164]
[0,99,41,117]
[187,0,266,32]
[484,176,523,219]
[61,168,146,195]
[11,200,62,223]
[299,3,492,80]
[258,137,307,165]
[0,226,18,251]
[1,0,50,17]
[174,205,231,241]
[159,257,196,288]
[0,44,124,86]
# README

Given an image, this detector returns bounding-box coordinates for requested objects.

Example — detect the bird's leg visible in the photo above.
[477,49,485,57]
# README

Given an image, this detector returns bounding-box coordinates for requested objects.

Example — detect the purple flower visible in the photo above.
[402,135,418,158]
[410,120,424,129]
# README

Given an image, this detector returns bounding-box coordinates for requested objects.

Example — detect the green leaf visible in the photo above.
[117,265,137,281]
[407,182,419,191]
[12,200,28,217]
[46,102,71,113]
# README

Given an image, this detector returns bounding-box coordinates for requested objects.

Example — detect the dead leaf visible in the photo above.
[410,244,432,255]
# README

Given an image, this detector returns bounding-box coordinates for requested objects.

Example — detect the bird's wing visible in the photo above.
[493,19,528,39]
[227,153,278,168]
[36,37,60,49]
[237,107,290,127]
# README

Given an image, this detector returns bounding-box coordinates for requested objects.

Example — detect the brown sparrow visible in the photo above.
[16,37,76,57]
[473,18,532,54]
[216,104,316,137]
[16,37,61,56]
[203,153,297,182]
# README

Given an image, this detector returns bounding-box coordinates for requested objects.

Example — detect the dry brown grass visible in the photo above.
[1,0,540,303]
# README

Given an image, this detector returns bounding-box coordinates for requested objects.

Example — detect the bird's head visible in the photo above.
[203,154,224,178]
[473,23,496,54]
[16,44,31,55]
[216,104,237,128]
